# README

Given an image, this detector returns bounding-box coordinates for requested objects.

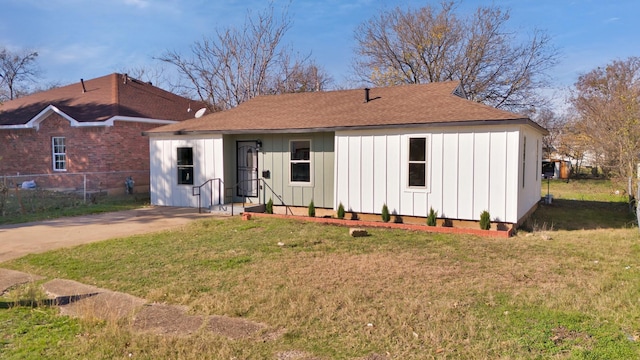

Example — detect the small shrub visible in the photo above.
[427,207,437,226]
[308,200,315,217]
[480,210,491,230]
[381,204,391,222]
[337,202,345,219]
[265,198,273,214]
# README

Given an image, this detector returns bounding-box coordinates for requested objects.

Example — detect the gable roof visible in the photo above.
[145,81,547,135]
[0,73,197,129]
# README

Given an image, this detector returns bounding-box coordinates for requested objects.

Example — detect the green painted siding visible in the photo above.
[224,132,334,208]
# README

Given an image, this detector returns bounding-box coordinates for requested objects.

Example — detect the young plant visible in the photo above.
[381,204,391,222]
[337,202,345,219]
[265,198,273,214]
[308,200,315,217]
[480,210,491,230]
[427,207,437,226]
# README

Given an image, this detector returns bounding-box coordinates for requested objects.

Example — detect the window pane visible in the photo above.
[177,167,193,185]
[291,141,310,161]
[291,163,310,182]
[409,138,426,161]
[53,138,65,153]
[408,163,426,187]
[177,147,193,166]
[54,155,66,170]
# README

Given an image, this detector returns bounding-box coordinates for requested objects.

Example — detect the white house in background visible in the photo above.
[144,81,548,226]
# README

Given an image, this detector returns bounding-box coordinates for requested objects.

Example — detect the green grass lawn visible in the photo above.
[1,180,639,359]
[0,192,150,226]
[532,179,636,231]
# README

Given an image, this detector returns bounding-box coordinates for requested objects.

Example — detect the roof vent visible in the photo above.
[364,88,370,103]
[80,79,86,93]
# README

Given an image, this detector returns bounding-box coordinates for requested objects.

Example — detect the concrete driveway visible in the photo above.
[0,207,212,263]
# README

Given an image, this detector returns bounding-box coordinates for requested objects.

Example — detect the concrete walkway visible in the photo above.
[0,206,211,263]
[0,207,282,340]
[0,268,274,339]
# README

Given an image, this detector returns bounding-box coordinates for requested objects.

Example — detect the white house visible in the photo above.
[144,82,547,226]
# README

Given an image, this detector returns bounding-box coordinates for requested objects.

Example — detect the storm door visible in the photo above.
[236,141,259,197]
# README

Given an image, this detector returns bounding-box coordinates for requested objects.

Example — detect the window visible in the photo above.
[408,137,427,187]
[522,136,527,188]
[534,140,540,181]
[290,140,311,183]
[52,137,66,171]
[177,147,194,185]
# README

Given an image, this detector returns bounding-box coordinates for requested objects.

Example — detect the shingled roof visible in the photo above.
[0,73,196,128]
[145,81,546,135]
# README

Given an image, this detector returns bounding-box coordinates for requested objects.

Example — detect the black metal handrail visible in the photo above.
[192,178,223,213]
[228,178,293,216]
[259,179,293,215]
[194,177,292,216]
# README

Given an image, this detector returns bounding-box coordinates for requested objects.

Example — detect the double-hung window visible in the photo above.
[177,147,194,185]
[290,140,311,184]
[52,137,66,171]
[408,137,427,188]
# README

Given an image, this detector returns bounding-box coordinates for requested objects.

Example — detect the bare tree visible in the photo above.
[555,114,592,176]
[158,4,328,111]
[352,1,558,111]
[271,57,332,93]
[0,47,40,101]
[118,64,175,91]
[530,107,566,160]
[570,57,640,180]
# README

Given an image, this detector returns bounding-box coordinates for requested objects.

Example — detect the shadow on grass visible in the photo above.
[0,293,98,309]
[527,198,637,231]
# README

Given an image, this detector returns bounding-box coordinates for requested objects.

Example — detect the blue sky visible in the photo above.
[1,0,639,103]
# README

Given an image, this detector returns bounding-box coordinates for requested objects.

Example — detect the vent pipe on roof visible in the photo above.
[364,88,370,103]
[124,73,128,84]
[80,79,86,93]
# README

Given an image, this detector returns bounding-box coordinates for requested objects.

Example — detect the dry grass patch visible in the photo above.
[3,211,640,358]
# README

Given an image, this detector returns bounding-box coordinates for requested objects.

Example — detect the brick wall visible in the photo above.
[0,113,158,190]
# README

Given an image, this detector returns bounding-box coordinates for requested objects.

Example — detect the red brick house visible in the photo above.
[0,73,199,193]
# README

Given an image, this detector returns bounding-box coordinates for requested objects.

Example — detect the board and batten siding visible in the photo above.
[518,126,544,220]
[225,132,334,208]
[335,125,542,223]
[149,135,224,207]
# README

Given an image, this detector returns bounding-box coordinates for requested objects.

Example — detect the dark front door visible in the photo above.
[236,141,258,197]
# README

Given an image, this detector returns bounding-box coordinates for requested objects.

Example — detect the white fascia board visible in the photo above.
[26,105,77,130]
[0,105,178,130]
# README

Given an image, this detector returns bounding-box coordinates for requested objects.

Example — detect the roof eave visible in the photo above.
[143,117,547,136]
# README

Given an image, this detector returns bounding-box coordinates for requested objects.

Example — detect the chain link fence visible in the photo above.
[0,170,149,217]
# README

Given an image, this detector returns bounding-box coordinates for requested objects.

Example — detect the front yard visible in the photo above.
[0,179,639,359]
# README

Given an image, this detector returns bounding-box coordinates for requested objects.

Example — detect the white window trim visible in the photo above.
[52,136,67,172]
[177,147,194,186]
[289,139,313,187]
[405,135,430,191]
